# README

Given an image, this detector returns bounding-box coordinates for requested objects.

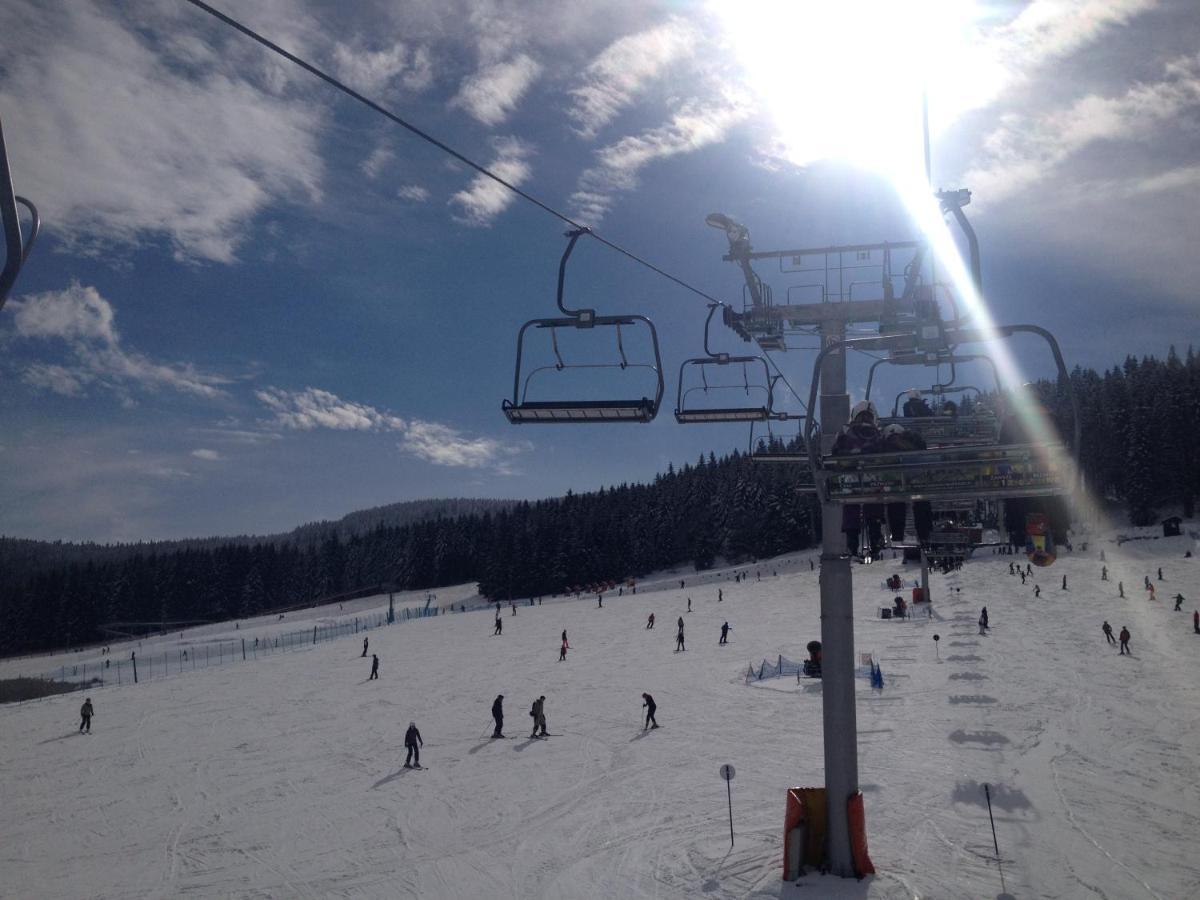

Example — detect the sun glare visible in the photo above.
[714,0,1097,524]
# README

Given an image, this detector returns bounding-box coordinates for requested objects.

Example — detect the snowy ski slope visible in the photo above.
[2,528,1199,898]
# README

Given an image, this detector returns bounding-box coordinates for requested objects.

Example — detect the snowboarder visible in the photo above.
[1102,621,1115,645]
[404,722,423,767]
[79,698,94,733]
[675,618,686,652]
[1118,626,1131,655]
[362,637,368,658]
[1101,565,1108,581]
[642,693,658,729]
[494,615,502,636]
[1119,581,1125,598]
[369,654,379,680]
[1174,593,1185,611]
[491,695,504,738]
[646,613,655,629]
[530,696,548,737]
[719,622,730,645]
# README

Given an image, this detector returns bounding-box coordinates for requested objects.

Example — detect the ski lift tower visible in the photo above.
[706,195,975,878]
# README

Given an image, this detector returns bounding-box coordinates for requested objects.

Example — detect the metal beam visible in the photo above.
[723,239,921,262]
[732,299,916,327]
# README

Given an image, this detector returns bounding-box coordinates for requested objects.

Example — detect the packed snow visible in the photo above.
[2,525,1199,899]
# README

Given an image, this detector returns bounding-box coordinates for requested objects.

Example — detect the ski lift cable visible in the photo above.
[762,350,808,414]
[179,0,729,310]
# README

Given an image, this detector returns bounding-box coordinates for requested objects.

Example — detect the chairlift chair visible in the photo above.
[803,323,1080,506]
[503,228,664,424]
[0,116,40,310]
[675,304,781,423]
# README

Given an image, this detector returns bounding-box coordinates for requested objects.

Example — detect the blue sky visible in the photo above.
[1,0,1197,542]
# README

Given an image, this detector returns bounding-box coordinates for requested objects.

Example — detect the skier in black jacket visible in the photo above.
[491,695,504,738]
[642,693,658,729]
[530,696,548,737]
[404,722,423,768]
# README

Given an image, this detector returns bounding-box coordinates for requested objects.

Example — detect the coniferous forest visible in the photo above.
[1,349,1197,656]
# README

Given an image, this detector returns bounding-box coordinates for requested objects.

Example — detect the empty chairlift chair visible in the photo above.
[503,228,664,424]
[675,303,780,423]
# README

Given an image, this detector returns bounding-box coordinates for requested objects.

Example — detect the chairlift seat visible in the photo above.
[877,415,999,448]
[675,406,771,423]
[820,442,1068,504]
[503,398,657,424]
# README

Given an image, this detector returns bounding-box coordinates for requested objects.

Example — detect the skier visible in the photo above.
[79,697,94,733]
[1101,565,1108,581]
[687,597,691,613]
[642,693,658,729]
[597,594,603,609]
[530,696,548,738]
[719,622,730,645]
[562,629,568,646]
[1158,567,1164,581]
[1144,575,1151,590]
[403,722,423,768]
[1174,593,1185,611]
[1119,581,1125,598]
[646,613,655,629]
[718,588,723,602]
[1020,571,1026,585]
[1118,626,1131,656]
[1102,621,1115,645]
[362,637,368,658]
[978,610,989,635]
[511,602,517,616]
[1034,584,1041,598]
[491,695,504,738]
[675,618,686,652]
[1062,575,1067,590]
[981,606,989,629]
[494,615,502,636]
[369,654,379,680]
[558,639,567,662]
[1194,610,1199,634]
[1009,562,1015,575]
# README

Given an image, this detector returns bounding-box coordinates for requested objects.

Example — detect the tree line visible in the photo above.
[2,347,1195,657]
[0,452,816,655]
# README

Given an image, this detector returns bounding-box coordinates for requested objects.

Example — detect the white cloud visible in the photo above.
[570,91,752,223]
[9,283,229,399]
[966,52,1200,203]
[256,386,406,432]
[398,184,431,203]
[568,18,699,138]
[360,145,394,179]
[399,420,529,472]
[191,448,222,461]
[450,137,534,226]
[452,54,542,126]
[0,0,324,263]
[22,363,91,397]
[331,40,434,96]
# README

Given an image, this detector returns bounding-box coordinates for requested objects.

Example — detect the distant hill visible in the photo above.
[0,497,517,586]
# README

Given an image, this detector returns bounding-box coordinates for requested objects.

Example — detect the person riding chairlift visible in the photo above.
[902,389,934,418]
[833,402,884,556]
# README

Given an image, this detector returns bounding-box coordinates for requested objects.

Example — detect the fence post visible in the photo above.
[312,625,317,645]
[242,638,246,661]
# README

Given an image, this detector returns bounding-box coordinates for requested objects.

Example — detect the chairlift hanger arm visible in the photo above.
[0,117,39,310]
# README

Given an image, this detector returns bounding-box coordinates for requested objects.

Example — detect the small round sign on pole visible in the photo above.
[933,633,941,659]
[719,763,736,846]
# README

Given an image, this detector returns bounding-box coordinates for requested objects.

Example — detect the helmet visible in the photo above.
[408,721,415,727]
[882,423,905,437]
[539,695,546,700]
[907,389,922,400]
[850,400,877,421]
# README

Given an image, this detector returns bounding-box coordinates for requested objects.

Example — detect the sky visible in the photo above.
[1,0,1198,542]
